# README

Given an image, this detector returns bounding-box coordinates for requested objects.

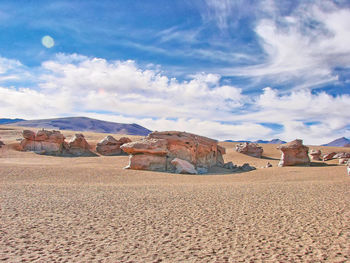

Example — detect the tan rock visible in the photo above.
[68,134,91,156]
[121,131,226,173]
[278,139,310,167]
[125,154,167,171]
[171,158,198,174]
[235,142,263,158]
[323,152,336,161]
[309,149,321,161]
[96,135,131,156]
[20,129,66,154]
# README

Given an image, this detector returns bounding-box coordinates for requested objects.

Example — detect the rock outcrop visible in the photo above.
[20,129,95,156]
[309,149,321,161]
[120,131,226,173]
[235,142,263,158]
[96,136,131,156]
[278,139,310,167]
[339,158,349,165]
[322,152,336,161]
[0,138,4,148]
[20,129,66,154]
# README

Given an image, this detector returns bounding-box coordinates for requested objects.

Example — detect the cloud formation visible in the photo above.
[0,53,349,144]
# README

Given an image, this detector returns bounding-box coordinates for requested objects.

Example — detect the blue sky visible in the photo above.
[0,0,350,144]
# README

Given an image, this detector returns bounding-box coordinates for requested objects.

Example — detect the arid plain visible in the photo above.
[1,126,350,262]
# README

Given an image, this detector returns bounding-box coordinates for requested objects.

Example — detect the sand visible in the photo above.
[1,126,350,262]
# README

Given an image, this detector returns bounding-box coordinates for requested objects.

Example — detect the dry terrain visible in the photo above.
[1,126,350,262]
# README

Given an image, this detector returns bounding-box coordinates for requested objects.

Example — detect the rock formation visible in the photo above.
[20,129,95,156]
[309,149,321,161]
[120,131,226,173]
[96,136,132,156]
[0,138,4,148]
[322,152,336,161]
[339,158,349,165]
[20,129,66,154]
[235,142,263,158]
[278,139,310,167]
[67,133,94,156]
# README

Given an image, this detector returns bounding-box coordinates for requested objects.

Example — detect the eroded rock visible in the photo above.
[171,158,198,174]
[96,135,132,156]
[121,131,226,174]
[278,139,310,167]
[309,149,321,161]
[323,152,336,161]
[235,142,263,158]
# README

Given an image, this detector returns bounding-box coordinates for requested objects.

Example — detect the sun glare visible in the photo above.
[41,35,55,48]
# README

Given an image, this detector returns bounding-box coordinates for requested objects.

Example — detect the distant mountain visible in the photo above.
[225,139,286,144]
[322,137,350,147]
[0,118,25,124]
[4,117,152,136]
[224,140,251,143]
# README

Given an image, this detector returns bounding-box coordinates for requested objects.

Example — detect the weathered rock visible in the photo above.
[240,163,256,172]
[339,158,349,165]
[278,139,310,167]
[309,149,321,161]
[0,140,4,148]
[347,164,350,176]
[121,131,226,173]
[67,134,92,156]
[20,129,66,154]
[125,154,167,171]
[23,130,36,140]
[171,158,198,174]
[333,152,350,159]
[235,142,263,158]
[96,135,132,156]
[322,152,336,161]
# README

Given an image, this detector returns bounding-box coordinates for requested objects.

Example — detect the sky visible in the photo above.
[0,0,350,144]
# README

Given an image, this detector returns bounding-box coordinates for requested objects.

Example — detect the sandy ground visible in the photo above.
[1,126,350,262]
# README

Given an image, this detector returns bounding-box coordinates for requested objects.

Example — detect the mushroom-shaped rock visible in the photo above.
[309,149,321,161]
[121,131,226,173]
[171,158,198,174]
[235,142,263,158]
[323,152,336,161]
[278,139,310,167]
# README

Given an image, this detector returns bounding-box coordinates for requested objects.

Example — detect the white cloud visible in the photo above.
[0,53,349,144]
[229,1,350,87]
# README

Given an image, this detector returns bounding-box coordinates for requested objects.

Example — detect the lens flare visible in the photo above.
[41,35,55,48]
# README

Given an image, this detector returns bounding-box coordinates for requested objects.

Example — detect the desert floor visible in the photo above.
[1,126,350,262]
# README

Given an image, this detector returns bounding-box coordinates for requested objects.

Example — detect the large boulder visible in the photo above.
[67,134,93,156]
[309,149,321,161]
[20,129,66,154]
[121,131,226,173]
[235,142,263,158]
[278,139,310,167]
[96,135,132,156]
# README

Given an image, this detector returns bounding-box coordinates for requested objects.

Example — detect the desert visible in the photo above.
[1,125,350,262]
